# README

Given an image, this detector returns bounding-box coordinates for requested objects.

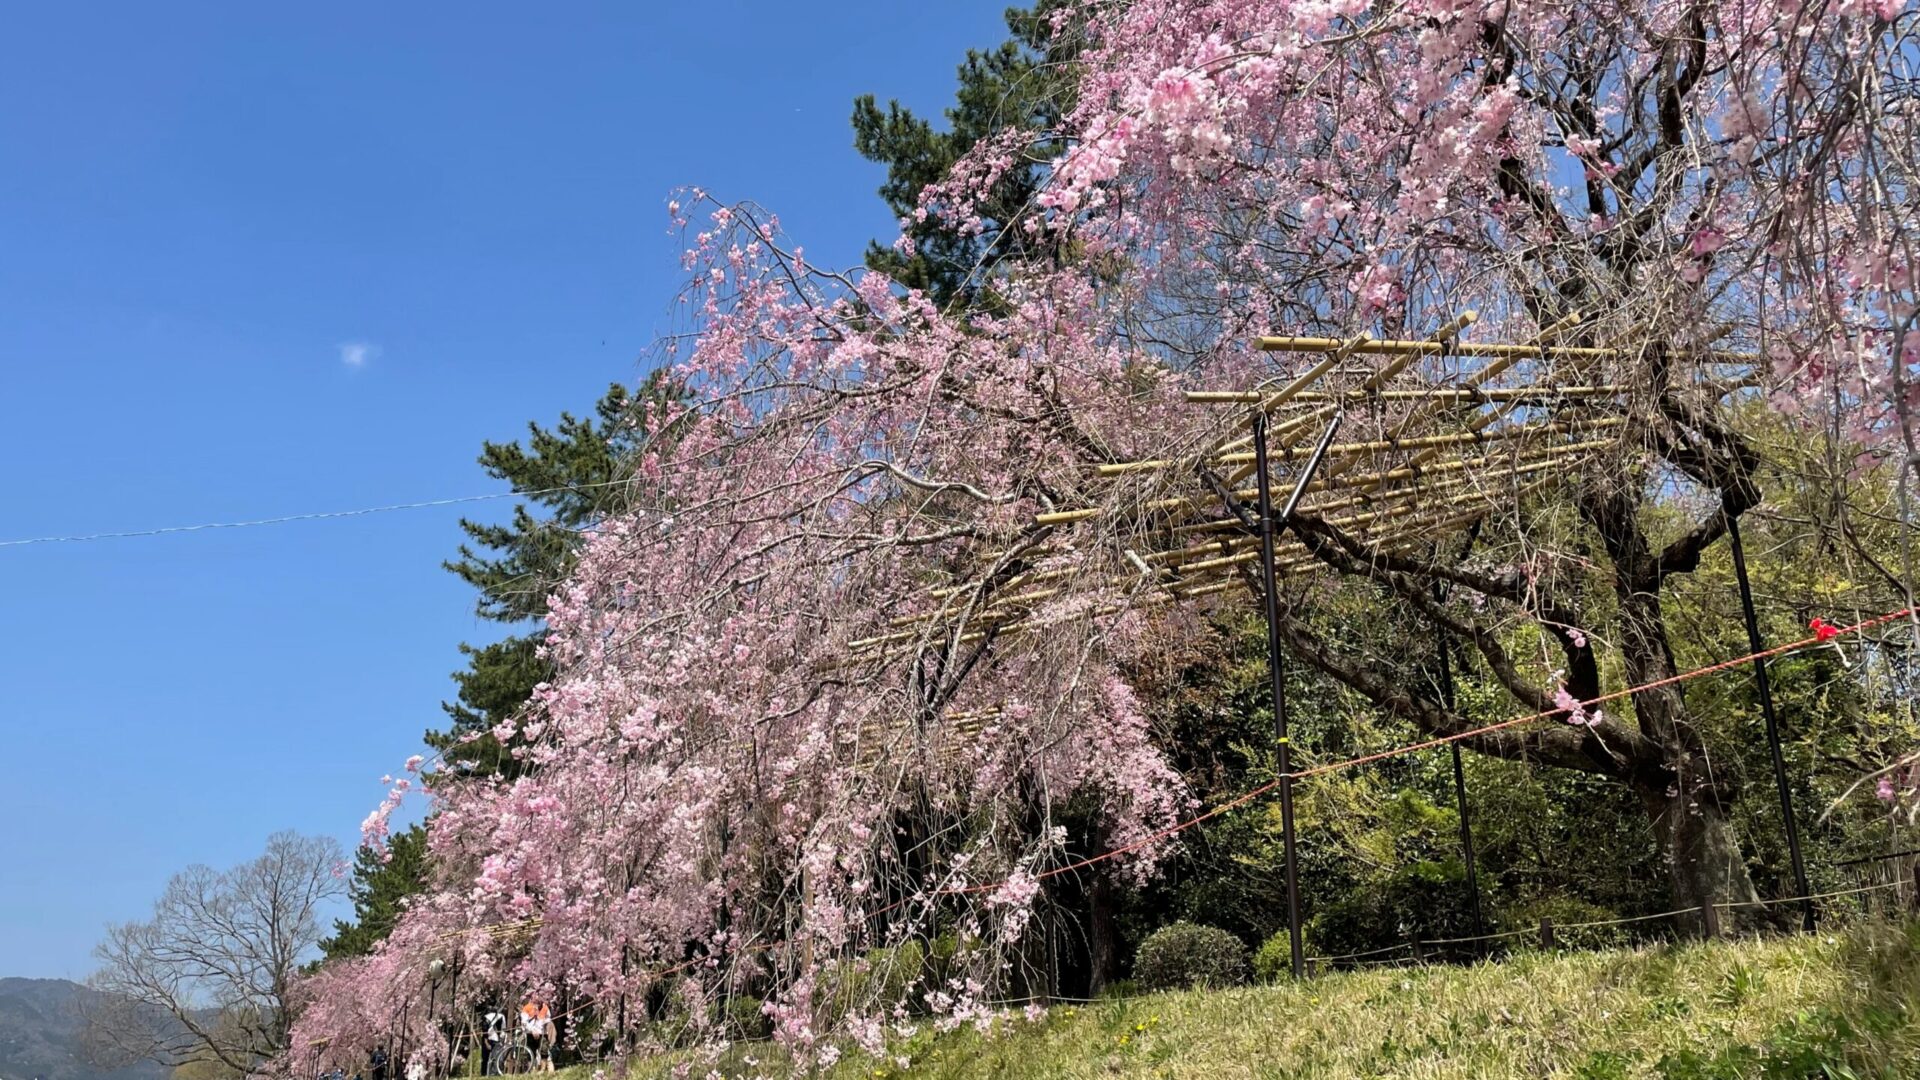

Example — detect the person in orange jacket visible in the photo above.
[517,998,555,1073]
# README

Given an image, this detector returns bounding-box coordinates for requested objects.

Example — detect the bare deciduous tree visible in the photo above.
[82,831,345,1076]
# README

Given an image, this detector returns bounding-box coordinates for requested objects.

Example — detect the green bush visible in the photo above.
[1304,856,1482,962]
[1253,930,1293,983]
[1505,896,1634,952]
[722,994,770,1040]
[1133,921,1249,991]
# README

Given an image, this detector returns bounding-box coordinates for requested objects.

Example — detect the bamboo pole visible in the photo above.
[1255,336,1755,362]
[1171,450,1577,535]
[1343,313,1588,495]
[1141,330,1374,502]
[1030,434,1612,527]
[1186,385,1627,403]
[1160,483,1536,575]
[976,515,1493,642]
[884,489,1514,645]
[861,504,1491,657]
[1190,416,1625,472]
[1152,502,1520,595]
[1213,312,1477,471]
[1188,436,1601,521]
[1160,452,1569,555]
[1310,312,1584,492]
[970,469,1518,613]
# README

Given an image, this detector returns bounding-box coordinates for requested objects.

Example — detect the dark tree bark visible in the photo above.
[1264,384,1770,934]
[1085,874,1125,994]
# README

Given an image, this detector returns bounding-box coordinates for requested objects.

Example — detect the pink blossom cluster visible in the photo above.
[292,195,1210,1065]
[942,0,1917,434]
[290,0,1920,1065]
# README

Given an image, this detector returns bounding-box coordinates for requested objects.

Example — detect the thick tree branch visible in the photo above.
[1273,612,1653,776]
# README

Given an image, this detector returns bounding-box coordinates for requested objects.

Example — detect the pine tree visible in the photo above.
[851,2,1078,306]
[319,824,429,961]
[427,372,683,777]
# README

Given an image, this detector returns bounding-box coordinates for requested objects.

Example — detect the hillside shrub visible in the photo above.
[1506,896,1635,952]
[1304,856,1482,962]
[1253,930,1293,983]
[723,995,771,1040]
[1133,921,1249,991]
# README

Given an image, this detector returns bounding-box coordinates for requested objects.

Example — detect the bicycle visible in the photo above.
[486,1021,553,1076]
[485,1028,537,1077]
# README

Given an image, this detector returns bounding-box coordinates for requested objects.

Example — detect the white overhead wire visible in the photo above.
[0,478,634,549]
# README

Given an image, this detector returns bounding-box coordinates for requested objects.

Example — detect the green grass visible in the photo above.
[568,921,1920,1078]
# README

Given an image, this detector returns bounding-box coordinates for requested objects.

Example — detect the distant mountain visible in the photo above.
[0,979,170,1080]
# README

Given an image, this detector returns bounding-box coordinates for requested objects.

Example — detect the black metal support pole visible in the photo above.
[1432,619,1486,942]
[1726,513,1815,932]
[1252,410,1342,979]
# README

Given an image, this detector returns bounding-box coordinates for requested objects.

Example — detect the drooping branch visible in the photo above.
[1272,611,1652,776]
[1286,513,1560,716]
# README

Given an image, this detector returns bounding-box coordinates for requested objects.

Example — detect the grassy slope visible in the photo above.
[592,922,1920,1079]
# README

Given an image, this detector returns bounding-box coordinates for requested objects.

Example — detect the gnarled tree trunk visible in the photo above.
[1271,383,1770,937]
[1589,454,1763,934]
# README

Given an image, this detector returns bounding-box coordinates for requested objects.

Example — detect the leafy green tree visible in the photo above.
[319,824,430,961]
[325,375,683,958]
[851,2,1078,306]
[429,372,684,776]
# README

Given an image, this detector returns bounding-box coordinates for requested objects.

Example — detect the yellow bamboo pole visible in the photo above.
[946,468,1519,617]
[892,487,1512,643]
[1192,416,1625,471]
[1306,312,1585,493]
[864,496,1506,656]
[1186,385,1627,403]
[1156,503,1507,591]
[1167,441,1605,534]
[1255,336,1755,362]
[977,509,1501,642]
[1213,311,1478,469]
[1167,452,1575,541]
[1339,313,1588,495]
[1030,434,1612,527]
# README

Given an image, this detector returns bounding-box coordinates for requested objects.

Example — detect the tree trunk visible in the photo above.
[1636,777,1759,936]
[1086,875,1123,993]
[1603,499,1760,935]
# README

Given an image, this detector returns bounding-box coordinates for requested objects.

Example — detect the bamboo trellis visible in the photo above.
[851,310,1756,663]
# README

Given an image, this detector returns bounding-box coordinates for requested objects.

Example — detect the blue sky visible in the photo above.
[0,1,1009,980]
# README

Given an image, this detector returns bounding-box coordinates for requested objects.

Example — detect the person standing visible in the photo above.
[516,999,555,1074]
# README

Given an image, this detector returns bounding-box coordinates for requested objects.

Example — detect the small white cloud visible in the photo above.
[339,341,381,368]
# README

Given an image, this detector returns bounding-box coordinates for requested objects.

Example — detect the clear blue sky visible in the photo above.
[0,1,1008,980]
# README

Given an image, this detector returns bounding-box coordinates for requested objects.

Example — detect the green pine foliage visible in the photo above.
[319,824,430,961]
[445,379,658,626]
[428,372,685,778]
[851,2,1078,306]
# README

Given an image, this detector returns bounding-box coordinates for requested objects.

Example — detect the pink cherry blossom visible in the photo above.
[288,0,1920,1062]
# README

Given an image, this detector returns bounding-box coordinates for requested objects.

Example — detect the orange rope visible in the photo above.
[439,606,1912,1006]
[950,606,1912,890]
